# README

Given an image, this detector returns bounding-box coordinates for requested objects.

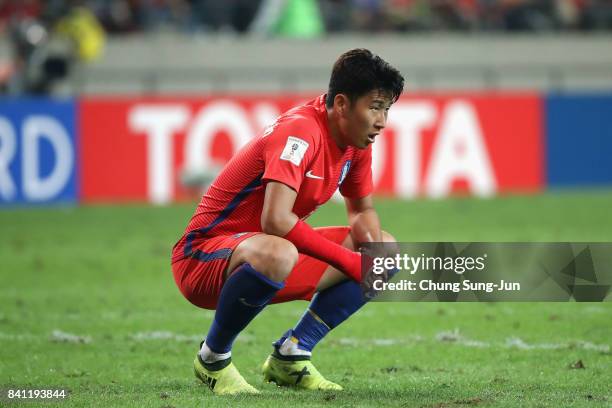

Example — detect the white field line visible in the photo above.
[128,331,255,343]
[0,329,609,354]
[50,329,92,344]
[334,330,609,354]
[435,329,490,347]
[584,306,606,313]
[576,341,611,353]
[129,331,201,343]
[505,336,611,353]
[336,335,424,347]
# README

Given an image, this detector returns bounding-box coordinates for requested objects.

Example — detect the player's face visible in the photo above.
[344,89,392,149]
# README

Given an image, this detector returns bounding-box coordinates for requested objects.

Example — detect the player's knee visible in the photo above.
[380,230,399,255]
[248,237,298,282]
[381,230,397,243]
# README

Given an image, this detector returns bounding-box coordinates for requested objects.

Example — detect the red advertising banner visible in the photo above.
[80,94,543,203]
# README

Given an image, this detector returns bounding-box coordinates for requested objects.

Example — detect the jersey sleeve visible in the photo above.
[339,146,373,198]
[262,118,318,192]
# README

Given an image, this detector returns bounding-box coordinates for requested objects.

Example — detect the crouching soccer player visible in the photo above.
[171,48,404,395]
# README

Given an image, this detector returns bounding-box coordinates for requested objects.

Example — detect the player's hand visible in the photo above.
[350,212,378,249]
[359,242,394,299]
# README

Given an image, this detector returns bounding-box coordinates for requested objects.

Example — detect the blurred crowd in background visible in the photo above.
[1,0,105,94]
[2,0,612,37]
[1,0,612,95]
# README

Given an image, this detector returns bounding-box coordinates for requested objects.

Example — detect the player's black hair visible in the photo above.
[326,48,404,109]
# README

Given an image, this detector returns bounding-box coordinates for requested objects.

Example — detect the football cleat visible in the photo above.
[262,348,343,391]
[193,354,260,395]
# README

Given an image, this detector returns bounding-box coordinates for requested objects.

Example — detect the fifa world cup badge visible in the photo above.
[280,136,309,166]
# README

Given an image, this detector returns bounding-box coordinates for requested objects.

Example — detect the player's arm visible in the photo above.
[344,194,382,248]
[260,181,299,236]
[261,181,362,282]
[339,145,377,248]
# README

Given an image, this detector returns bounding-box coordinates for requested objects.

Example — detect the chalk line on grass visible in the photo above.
[129,331,201,343]
[2,328,609,356]
[506,337,610,353]
[574,341,610,353]
[127,331,255,343]
[50,329,92,344]
[335,335,424,347]
[435,329,491,348]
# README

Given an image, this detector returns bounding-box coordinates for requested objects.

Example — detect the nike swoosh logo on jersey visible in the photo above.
[305,170,324,180]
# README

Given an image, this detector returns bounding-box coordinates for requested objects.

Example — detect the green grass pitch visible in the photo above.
[0,191,611,407]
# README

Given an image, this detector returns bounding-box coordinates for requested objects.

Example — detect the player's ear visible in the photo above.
[334,94,349,117]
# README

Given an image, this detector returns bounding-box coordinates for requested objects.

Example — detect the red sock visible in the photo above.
[283,220,362,282]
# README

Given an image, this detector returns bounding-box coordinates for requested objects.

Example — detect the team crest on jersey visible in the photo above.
[280,136,309,166]
[338,160,351,185]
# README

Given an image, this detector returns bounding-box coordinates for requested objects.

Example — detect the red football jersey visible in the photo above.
[172,94,373,262]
